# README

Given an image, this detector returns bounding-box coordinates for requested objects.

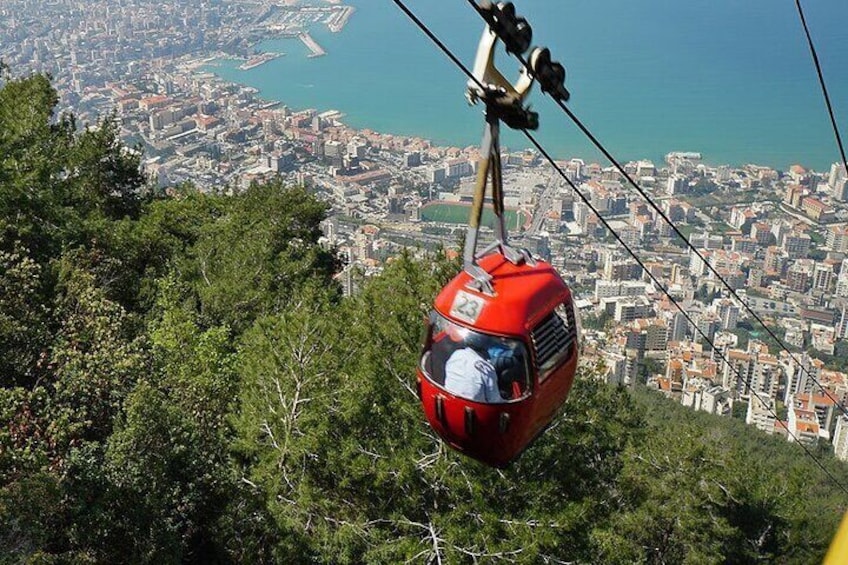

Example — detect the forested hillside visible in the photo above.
[1,70,846,563]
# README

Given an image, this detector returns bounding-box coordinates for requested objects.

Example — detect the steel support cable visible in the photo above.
[389,0,848,496]
[464,0,848,419]
[794,0,848,182]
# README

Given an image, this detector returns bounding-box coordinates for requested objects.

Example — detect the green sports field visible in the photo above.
[421,203,527,230]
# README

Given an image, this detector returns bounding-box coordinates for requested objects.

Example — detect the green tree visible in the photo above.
[0,245,50,388]
[48,260,147,447]
[65,114,145,221]
[1,69,846,564]
[598,388,846,564]
[732,399,749,421]
[188,180,339,332]
[0,258,147,560]
[0,73,75,258]
[79,183,228,314]
[91,275,247,562]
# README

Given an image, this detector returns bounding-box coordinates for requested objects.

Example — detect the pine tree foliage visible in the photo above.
[0,71,846,563]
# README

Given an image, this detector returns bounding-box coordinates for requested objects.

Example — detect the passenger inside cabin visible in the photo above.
[424,313,528,403]
[444,340,504,403]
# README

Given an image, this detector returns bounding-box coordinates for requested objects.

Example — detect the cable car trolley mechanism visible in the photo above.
[417,2,580,468]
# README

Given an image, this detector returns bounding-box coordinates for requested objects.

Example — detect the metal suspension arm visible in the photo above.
[462,4,543,293]
[463,111,499,292]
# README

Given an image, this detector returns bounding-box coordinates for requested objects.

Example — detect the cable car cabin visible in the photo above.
[417,252,580,468]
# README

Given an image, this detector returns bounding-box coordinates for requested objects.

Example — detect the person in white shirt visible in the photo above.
[444,346,504,403]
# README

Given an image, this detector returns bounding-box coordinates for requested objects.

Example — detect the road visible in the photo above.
[527,172,560,235]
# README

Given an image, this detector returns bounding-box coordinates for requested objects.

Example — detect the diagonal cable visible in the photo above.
[464,0,848,420]
[390,0,848,496]
[794,0,848,182]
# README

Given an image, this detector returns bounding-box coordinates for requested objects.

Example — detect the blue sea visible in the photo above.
[207,0,848,171]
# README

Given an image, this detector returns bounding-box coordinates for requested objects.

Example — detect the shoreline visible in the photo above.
[193,54,834,173]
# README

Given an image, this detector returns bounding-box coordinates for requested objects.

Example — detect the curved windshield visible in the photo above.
[421,313,530,404]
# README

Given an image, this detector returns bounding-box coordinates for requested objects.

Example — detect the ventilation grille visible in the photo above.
[564,300,577,331]
[531,308,575,376]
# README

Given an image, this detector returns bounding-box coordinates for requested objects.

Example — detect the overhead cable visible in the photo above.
[794,0,848,181]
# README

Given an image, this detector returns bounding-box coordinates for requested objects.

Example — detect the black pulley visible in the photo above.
[531,47,570,102]
[481,1,532,55]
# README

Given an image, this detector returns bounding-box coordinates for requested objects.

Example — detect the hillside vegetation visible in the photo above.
[1,71,846,564]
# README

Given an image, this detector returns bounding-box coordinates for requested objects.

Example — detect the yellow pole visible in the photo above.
[824,511,848,564]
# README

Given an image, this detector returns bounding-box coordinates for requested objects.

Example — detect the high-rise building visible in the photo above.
[748,265,764,288]
[602,352,627,386]
[828,162,847,189]
[347,139,367,159]
[764,246,787,276]
[723,346,783,400]
[827,225,848,253]
[836,260,848,297]
[834,415,848,462]
[731,237,758,254]
[784,184,804,208]
[594,280,650,300]
[695,314,720,351]
[689,232,724,250]
[662,199,686,222]
[787,406,820,446]
[782,232,811,259]
[750,222,774,246]
[785,262,812,293]
[786,392,837,445]
[568,158,585,180]
[812,262,835,293]
[746,392,777,434]
[714,299,740,330]
[445,159,474,179]
[837,305,848,340]
[831,178,848,202]
[771,222,789,246]
[750,354,781,398]
[666,174,687,195]
[783,354,823,405]
[670,311,689,342]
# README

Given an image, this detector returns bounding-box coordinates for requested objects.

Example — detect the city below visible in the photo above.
[3,0,848,462]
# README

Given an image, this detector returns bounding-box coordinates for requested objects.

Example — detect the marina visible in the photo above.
[327,6,355,33]
[264,4,355,35]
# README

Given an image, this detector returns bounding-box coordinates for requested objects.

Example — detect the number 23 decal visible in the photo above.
[450,290,486,324]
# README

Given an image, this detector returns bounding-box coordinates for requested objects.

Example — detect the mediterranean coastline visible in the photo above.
[200,0,848,172]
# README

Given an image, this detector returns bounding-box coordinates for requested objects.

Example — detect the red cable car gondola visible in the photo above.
[418,252,580,467]
[417,10,579,467]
